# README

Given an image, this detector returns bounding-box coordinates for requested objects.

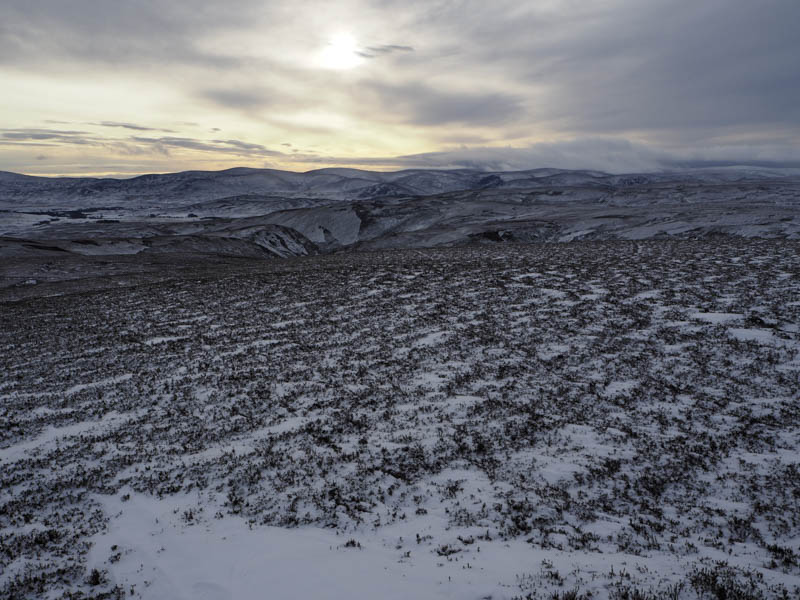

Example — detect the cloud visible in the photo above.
[437,0,800,138]
[1,128,89,139]
[200,88,272,111]
[130,136,284,157]
[1,127,285,162]
[357,44,414,58]
[392,139,668,172]
[292,138,663,173]
[0,0,262,69]
[294,138,800,174]
[364,82,525,126]
[0,129,96,147]
[96,121,176,133]
[5,1,798,140]
[212,139,282,154]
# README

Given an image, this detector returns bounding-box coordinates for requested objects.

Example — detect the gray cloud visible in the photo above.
[200,88,272,111]
[211,139,281,154]
[391,139,669,172]
[357,44,414,58]
[130,136,284,157]
[294,138,663,172]
[96,121,176,133]
[432,0,800,138]
[1,127,284,160]
[294,138,800,174]
[0,0,263,69]
[2,128,88,138]
[0,141,57,148]
[365,82,525,126]
[0,129,93,143]
[571,3,800,136]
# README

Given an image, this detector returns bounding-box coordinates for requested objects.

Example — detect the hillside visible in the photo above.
[1,168,799,275]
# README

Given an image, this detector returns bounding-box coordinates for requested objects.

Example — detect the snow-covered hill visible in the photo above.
[1,166,799,265]
[2,165,797,213]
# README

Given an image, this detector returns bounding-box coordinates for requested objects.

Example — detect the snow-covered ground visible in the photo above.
[1,241,799,599]
[2,167,800,252]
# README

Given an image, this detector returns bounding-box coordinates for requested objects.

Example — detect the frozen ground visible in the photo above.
[1,240,799,599]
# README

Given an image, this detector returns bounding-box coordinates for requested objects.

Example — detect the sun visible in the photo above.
[318,33,363,70]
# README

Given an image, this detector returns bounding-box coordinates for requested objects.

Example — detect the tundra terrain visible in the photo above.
[1,239,799,599]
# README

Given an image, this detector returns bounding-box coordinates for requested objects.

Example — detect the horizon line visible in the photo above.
[4,160,800,181]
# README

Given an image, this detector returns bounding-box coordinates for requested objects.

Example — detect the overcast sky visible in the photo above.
[1,0,798,176]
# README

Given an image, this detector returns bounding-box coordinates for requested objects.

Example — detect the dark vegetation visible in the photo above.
[1,239,798,598]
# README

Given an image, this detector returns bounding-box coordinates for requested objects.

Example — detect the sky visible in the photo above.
[1,0,799,177]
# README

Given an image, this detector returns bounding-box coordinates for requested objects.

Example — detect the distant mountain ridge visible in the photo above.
[2,165,798,212]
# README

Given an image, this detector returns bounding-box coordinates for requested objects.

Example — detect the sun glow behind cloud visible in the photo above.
[317,33,364,70]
